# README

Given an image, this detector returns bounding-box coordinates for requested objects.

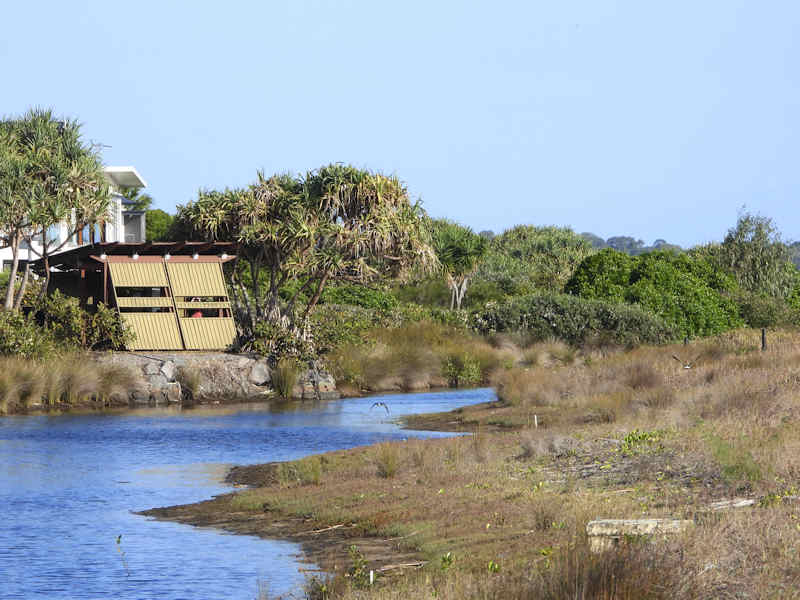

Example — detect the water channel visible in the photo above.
[0,388,494,599]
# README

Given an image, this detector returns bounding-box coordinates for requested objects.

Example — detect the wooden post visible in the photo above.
[683,336,688,346]
[103,261,108,305]
[762,328,767,352]
[79,268,87,308]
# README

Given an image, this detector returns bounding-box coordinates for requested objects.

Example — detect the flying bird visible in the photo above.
[371,401,390,415]
[672,354,702,369]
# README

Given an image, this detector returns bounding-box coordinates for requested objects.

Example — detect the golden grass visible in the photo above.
[0,355,137,414]
[241,329,800,599]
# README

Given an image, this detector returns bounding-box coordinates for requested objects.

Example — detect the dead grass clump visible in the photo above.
[96,364,138,403]
[640,387,676,410]
[518,432,579,459]
[272,358,302,399]
[374,442,401,479]
[625,362,663,390]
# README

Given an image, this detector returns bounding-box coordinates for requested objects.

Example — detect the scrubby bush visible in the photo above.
[251,321,312,361]
[310,304,384,354]
[442,352,482,387]
[471,293,675,347]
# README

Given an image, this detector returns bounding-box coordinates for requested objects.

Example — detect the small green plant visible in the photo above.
[487,560,501,573]
[347,545,370,588]
[440,551,454,571]
[619,429,664,455]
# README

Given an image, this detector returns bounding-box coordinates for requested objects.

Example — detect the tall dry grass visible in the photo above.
[0,355,138,414]
[248,328,800,600]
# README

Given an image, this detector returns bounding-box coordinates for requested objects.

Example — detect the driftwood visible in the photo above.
[376,561,426,572]
[293,523,347,536]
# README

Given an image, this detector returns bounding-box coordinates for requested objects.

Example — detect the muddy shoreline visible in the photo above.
[135,400,499,578]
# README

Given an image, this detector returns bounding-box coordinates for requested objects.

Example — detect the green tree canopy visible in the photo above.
[145,208,173,241]
[717,212,795,298]
[474,225,595,295]
[430,219,487,310]
[176,164,436,341]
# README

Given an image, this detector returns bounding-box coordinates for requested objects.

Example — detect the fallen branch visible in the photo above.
[377,561,426,572]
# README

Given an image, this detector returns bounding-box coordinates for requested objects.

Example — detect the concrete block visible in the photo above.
[586,518,694,552]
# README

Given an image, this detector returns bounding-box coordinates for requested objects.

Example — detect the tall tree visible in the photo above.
[430,219,487,310]
[718,211,794,297]
[0,109,110,310]
[176,165,436,337]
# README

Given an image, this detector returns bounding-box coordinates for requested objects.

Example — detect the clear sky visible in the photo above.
[3,1,798,247]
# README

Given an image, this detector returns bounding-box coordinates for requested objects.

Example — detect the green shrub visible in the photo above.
[0,311,58,358]
[310,304,383,353]
[735,291,799,328]
[442,352,482,387]
[471,293,675,347]
[34,290,132,350]
[566,249,743,337]
[320,283,398,312]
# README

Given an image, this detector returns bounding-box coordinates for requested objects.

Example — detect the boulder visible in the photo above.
[160,360,176,381]
[143,362,160,375]
[248,362,271,386]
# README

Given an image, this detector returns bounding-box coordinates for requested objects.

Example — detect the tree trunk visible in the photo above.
[12,262,30,311]
[455,277,469,310]
[303,271,331,320]
[3,232,20,311]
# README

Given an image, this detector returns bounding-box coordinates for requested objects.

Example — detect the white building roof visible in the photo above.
[103,166,147,190]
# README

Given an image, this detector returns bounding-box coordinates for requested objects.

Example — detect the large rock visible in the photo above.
[93,351,339,407]
[160,360,176,381]
[248,362,271,386]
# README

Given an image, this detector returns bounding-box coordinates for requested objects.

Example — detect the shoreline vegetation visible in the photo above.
[143,329,800,599]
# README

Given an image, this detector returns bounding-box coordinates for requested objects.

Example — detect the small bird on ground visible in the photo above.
[672,354,702,369]
[371,401,390,415]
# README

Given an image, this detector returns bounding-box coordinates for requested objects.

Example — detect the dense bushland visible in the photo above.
[565,249,743,337]
[471,292,676,346]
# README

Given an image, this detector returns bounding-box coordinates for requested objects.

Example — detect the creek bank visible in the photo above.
[93,351,339,407]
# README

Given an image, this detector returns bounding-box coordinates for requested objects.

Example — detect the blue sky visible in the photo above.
[3,1,799,247]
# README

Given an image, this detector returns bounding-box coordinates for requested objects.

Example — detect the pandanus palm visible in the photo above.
[176,165,436,340]
[430,219,487,310]
[0,109,109,310]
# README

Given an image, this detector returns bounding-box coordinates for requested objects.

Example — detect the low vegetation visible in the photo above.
[209,329,800,599]
[0,355,138,414]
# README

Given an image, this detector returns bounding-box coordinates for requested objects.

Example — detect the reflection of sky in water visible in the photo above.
[0,388,493,599]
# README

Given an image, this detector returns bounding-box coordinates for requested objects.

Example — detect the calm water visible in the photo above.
[0,388,493,600]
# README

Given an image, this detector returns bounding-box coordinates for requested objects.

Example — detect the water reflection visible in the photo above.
[0,387,494,599]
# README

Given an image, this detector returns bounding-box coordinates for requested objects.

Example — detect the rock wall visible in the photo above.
[92,352,339,407]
